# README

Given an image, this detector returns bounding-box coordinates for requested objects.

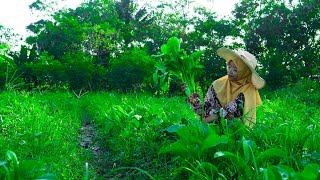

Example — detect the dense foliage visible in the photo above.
[0,0,319,179]
[1,0,318,92]
[232,0,320,89]
[0,79,319,179]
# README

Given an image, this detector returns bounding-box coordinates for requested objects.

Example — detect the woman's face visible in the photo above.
[227,60,238,81]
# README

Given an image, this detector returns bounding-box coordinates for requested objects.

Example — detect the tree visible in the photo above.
[232,0,320,89]
[26,16,86,60]
[27,0,120,65]
[107,47,155,92]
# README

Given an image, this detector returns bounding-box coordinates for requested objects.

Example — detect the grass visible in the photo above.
[80,92,198,178]
[0,91,86,179]
[0,79,319,179]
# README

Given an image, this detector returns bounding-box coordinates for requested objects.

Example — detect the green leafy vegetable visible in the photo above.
[153,37,204,96]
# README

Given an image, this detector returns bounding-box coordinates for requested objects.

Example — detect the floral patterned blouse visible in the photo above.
[189,85,245,123]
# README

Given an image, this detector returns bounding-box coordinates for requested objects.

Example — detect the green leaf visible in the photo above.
[17,160,47,178]
[265,165,296,179]
[151,53,167,59]
[155,61,166,73]
[272,165,291,180]
[153,72,159,84]
[34,132,43,137]
[190,50,205,60]
[256,148,287,167]
[0,161,7,166]
[121,129,130,138]
[201,134,228,153]
[263,164,281,180]
[113,105,126,116]
[296,164,319,180]
[131,119,140,128]
[194,64,204,69]
[150,118,163,126]
[162,124,186,133]
[277,165,295,174]
[166,37,180,55]
[197,162,218,175]
[160,141,189,158]
[159,72,169,91]
[214,151,247,172]
[6,150,19,166]
[35,173,58,179]
[185,88,191,96]
[160,44,169,55]
[242,136,250,163]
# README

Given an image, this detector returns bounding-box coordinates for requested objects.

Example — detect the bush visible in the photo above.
[62,51,95,91]
[107,48,155,92]
[23,61,67,90]
[21,51,68,90]
[0,44,20,90]
[90,64,108,91]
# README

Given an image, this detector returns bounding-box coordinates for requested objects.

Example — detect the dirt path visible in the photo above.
[79,121,111,177]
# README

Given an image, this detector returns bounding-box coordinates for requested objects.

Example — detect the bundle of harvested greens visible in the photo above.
[153,37,204,96]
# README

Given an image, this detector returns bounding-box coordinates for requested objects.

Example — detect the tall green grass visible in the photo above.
[80,92,198,178]
[0,79,319,179]
[0,91,87,179]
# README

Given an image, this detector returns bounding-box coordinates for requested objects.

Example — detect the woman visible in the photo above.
[186,47,265,127]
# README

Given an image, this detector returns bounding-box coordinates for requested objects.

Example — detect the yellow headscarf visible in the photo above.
[213,58,262,127]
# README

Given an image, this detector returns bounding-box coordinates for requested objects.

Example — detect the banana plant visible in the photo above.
[153,37,204,96]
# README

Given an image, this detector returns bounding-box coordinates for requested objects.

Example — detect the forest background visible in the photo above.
[0,0,318,94]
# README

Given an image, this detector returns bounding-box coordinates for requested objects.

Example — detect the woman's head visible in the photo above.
[218,47,265,89]
[227,60,238,81]
[227,59,251,82]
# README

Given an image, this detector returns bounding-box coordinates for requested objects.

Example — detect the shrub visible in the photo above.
[0,44,20,90]
[107,48,155,92]
[62,51,95,91]
[22,51,68,90]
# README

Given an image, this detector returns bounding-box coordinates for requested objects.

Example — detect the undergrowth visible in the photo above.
[0,79,319,179]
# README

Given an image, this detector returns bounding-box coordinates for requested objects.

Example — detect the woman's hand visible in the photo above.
[181,82,199,103]
[203,114,217,123]
[180,81,187,93]
[188,93,200,104]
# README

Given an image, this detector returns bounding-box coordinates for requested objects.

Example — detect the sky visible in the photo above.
[0,0,81,37]
[0,0,239,41]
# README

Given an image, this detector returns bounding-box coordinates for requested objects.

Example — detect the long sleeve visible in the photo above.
[187,94,203,116]
[188,85,222,118]
[220,93,245,120]
[188,85,245,121]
